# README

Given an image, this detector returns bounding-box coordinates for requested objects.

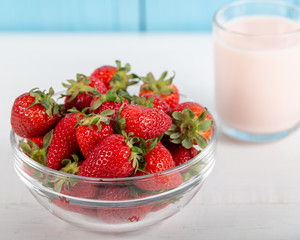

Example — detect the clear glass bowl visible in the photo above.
[10,95,217,233]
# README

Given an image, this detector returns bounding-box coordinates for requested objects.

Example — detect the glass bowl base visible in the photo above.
[221,122,300,143]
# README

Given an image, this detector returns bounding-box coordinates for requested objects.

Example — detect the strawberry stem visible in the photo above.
[62,74,101,102]
[166,107,212,149]
[140,71,175,96]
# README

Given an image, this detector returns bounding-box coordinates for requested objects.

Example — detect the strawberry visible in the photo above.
[97,186,152,223]
[133,94,171,115]
[54,158,97,200]
[27,136,44,150]
[75,110,114,158]
[53,187,97,217]
[165,142,198,166]
[120,105,172,140]
[63,74,107,111]
[46,113,83,170]
[166,102,213,149]
[91,66,118,88]
[77,129,164,178]
[91,99,129,120]
[27,136,44,149]
[173,102,213,140]
[139,72,179,110]
[20,129,53,166]
[90,90,129,119]
[134,143,182,191]
[11,88,61,138]
[77,134,134,178]
[90,60,138,91]
[52,156,98,216]
[20,130,53,179]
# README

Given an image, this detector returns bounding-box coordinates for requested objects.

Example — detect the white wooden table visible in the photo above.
[1,33,300,240]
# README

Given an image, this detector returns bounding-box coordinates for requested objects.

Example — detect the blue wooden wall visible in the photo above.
[0,0,298,32]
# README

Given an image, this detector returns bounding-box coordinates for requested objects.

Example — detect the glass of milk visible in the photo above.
[214,0,300,142]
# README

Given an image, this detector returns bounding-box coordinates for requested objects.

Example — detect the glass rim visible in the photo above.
[213,0,300,37]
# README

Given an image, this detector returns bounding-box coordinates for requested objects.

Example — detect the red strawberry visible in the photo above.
[97,186,152,224]
[76,113,114,158]
[90,60,138,91]
[166,102,213,149]
[173,102,213,140]
[63,74,107,111]
[20,129,53,166]
[120,105,172,140]
[11,88,61,138]
[77,134,134,178]
[61,182,97,199]
[46,113,82,170]
[139,72,180,110]
[28,136,44,149]
[53,181,98,216]
[165,142,198,166]
[91,66,118,88]
[134,143,182,191]
[53,187,97,217]
[51,155,98,216]
[20,130,53,179]
[93,100,129,119]
[55,176,98,201]
[134,94,171,115]
[90,90,129,119]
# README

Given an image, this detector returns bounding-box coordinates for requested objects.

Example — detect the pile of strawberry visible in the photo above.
[11,60,213,223]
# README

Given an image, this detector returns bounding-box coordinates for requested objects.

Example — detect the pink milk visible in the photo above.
[215,16,300,134]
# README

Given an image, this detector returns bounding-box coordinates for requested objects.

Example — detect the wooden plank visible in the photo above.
[144,0,232,32]
[0,0,297,32]
[0,0,139,31]
[1,202,300,239]
[144,0,296,32]
[118,0,140,31]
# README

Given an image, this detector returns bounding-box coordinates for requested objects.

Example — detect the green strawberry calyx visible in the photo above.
[62,73,101,102]
[166,107,213,149]
[53,154,80,193]
[75,109,115,132]
[122,130,163,175]
[140,71,175,96]
[28,87,61,117]
[19,129,54,166]
[60,155,80,175]
[132,95,155,108]
[109,60,139,91]
[90,89,130,113]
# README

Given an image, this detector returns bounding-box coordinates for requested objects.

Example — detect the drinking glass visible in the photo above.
[214,0,300,142]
